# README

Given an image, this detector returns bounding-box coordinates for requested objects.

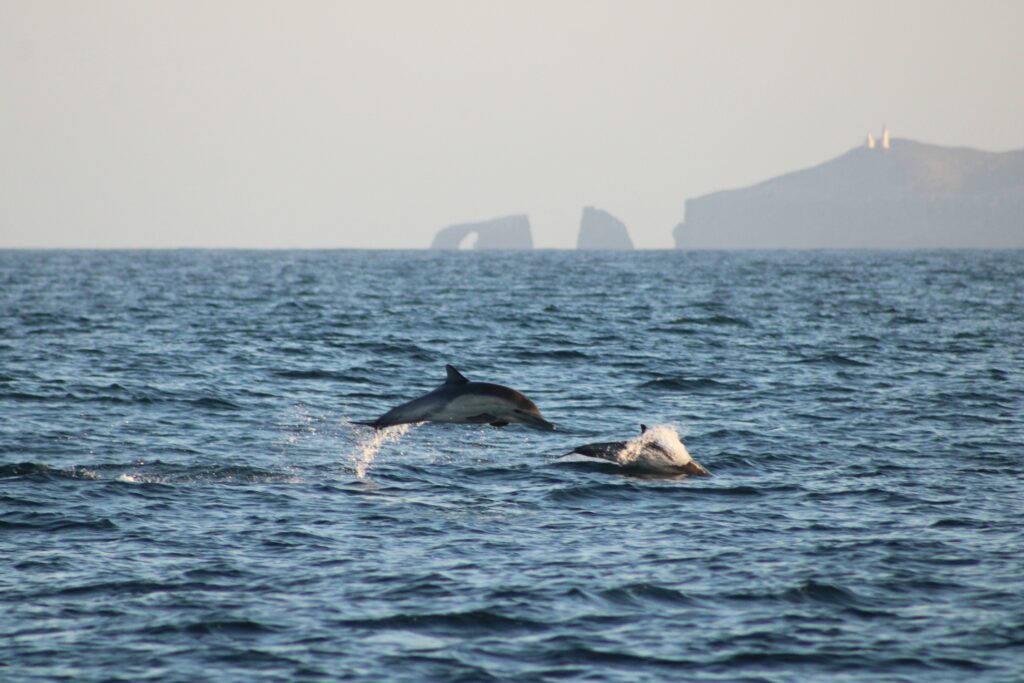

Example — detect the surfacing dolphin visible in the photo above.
[570,424,710,475]
[355,365,555,431]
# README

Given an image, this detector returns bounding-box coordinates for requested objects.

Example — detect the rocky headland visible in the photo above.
[674,138,1024,248]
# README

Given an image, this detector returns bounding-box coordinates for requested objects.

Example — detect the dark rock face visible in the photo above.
[431,214,533,250]
[576,206,634,250]
[673,139,1024,248]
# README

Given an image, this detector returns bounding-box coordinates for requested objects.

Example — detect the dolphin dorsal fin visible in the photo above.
[640,424,648,434]
[445,365,469,385]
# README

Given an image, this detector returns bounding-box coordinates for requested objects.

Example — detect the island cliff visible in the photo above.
[674,138,1024,248]
[576,206,634,249]
[431,214,533,250]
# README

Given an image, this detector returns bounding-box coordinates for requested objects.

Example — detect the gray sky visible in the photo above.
[2,0,1022,248]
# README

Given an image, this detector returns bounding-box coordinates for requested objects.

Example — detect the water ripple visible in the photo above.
[2,249,1023,682]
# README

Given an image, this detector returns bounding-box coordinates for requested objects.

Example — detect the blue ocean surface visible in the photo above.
[2,249,1023,682]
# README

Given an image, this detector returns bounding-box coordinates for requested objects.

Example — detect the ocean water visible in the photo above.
[2,249,1023,682]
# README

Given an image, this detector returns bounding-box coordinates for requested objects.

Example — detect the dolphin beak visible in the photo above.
[680,460,711,476]
[522,414,556,431]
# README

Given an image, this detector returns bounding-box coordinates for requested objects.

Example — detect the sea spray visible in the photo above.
[350,423,415,478]
[617,424,695,469]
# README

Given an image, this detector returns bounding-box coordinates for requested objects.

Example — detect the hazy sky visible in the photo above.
[2,0,1022,248]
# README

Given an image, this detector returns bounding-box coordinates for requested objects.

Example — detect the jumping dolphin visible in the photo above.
[569,424,710,475]
[355,365,555,431]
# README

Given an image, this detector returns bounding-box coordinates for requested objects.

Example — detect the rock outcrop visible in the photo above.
[673,139,1024,248]
[576,206,634,249]
[431,214,533,250]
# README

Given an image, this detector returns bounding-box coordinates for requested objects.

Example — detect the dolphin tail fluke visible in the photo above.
[351,419,383,430]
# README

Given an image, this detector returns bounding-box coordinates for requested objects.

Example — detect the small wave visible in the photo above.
[890,314,929,325]
[48,579,187,598]
[781,580,864,606]
[797,353,871,367]
[513,349,591,360]
[716,651,847,667]
[63,391,138,404]
[9,386,244,411]
[0,462,54,479]
[1,390,65,403]
[113,464,303,485]
[538,642,690,667]
[988,367,1009,381]
[0,462,101,481]
[273,368,365,381]
[272,300,323,312]
[638,377,732,392]
[337,609,542,634]
[191,396,242,410]
[935,389,1012,403]
[362,341,434,361]
[794,411,840,422]
[546,482,654,503]
[142,619,279,637]
[722,580,873,610]
[185,619,279,635]
[930,517,988,529]
[702,427,761,439]
[597,583,697,607]
[685,484,764,497]
[0,461,301,485]
[1,511,117,533]
[668,315,752,327]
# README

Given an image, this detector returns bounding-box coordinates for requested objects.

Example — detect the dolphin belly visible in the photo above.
[433,394,519,423]
[367,393,445,428]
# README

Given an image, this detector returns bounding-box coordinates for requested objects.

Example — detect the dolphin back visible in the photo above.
[354,364,554,430]
[572,441,628,461]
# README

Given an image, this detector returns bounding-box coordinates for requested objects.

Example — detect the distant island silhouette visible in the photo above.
[426,135,1023,249]
[577,206,634,250]
[430,214,533,250]
[430,207,637,250]
[674,134,1024,248]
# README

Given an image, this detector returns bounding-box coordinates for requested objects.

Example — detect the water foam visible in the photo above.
[617,424,695,469]
[350,423,415,478]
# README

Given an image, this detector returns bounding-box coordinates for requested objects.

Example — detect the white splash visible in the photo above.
[68,466,99,480]
[617,424,698,472]
[350,422,415,478]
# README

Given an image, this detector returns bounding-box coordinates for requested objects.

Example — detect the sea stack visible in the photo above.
[431,214,534,250]
[576,206,634,249]
[673,135,1024,249]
